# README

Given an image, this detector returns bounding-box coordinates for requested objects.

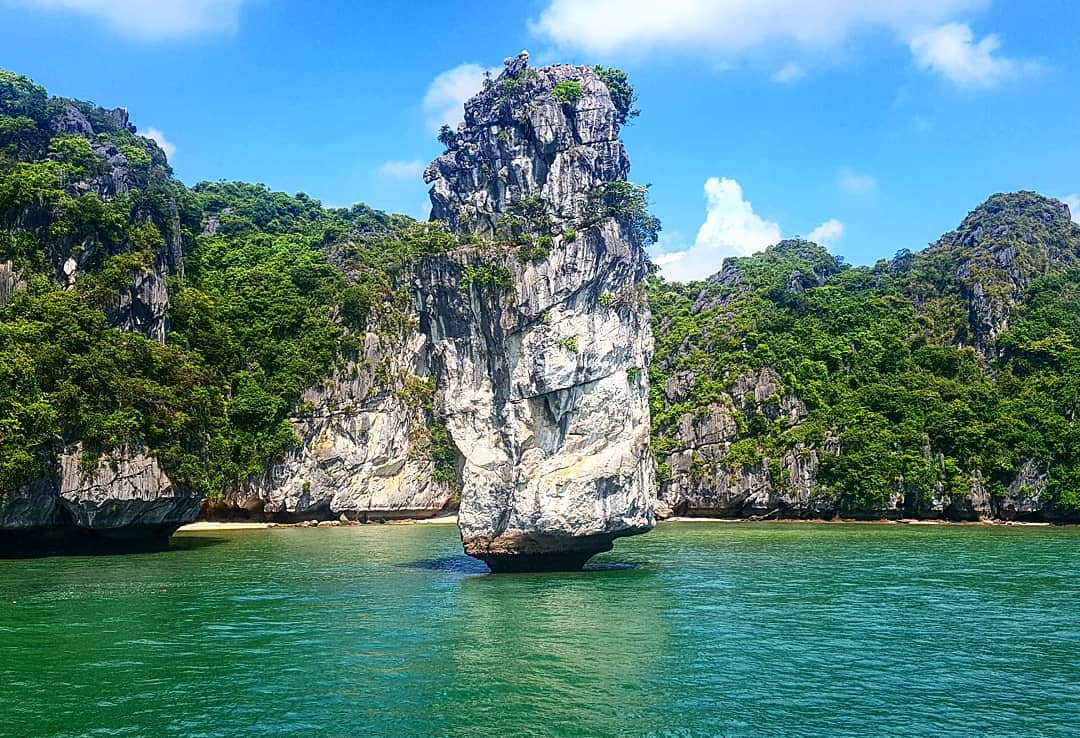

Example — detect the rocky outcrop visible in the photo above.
[918,192,1080,360]
[210,332,458,521]
[0,88,188,553]
[0,259,24,308]
[0,444,197,555]
[418,52,655,571]
[657,365,1069,522]
[657,368,836,518]
[103,266,171,343]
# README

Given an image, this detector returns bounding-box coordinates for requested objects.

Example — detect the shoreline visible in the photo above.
[661,516,1054,526]
[177,514,1061,534]
[177,515,459,532]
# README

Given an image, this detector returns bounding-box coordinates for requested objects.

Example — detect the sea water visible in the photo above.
[1,522,1078,737]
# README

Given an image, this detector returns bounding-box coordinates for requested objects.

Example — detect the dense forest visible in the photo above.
[3,66,1080,519]
[650,193,1080,519]
[0,68,457,500]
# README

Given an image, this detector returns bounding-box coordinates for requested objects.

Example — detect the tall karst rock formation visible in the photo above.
[418,52,656,571]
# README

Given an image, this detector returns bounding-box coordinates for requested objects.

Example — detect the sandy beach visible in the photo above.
[177,521,274,531]
[662,516,1054,526]
[177,515,459,532]
[178,514,1059,533]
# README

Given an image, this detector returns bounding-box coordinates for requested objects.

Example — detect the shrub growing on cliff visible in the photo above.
[552,80,583,105]
[0,70,47,120]
[399,376,436,411]
[76,250,153,307]
[594,66,639,125]
[594,180,661,246]
[429,423,462,488]
[459,262,511,292]
[48,135,102,179]
[518,241,549,262]
[437,124,457,149]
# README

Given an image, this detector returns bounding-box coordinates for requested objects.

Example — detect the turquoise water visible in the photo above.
[1,522,1079,737]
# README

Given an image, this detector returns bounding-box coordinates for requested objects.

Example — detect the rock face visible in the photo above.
[210,333,458,521]
[920,192,1080,360]
[0,259,24,308]
[102,263,172,343]
[657,368,837,519]
[43,100,178,343]
[657,367,1066,522]
[0,445,198,555]
[418,52,655,571]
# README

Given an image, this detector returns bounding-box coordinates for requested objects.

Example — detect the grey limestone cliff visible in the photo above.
[210,332,458,521]
[0,97,197,552]
[418,52,655,570]
[920,193,1079,361]
[0,444,198,554]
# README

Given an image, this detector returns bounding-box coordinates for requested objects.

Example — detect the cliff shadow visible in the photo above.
[405,554,490,575]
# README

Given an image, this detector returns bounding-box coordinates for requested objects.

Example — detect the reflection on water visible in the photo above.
[443,563,670,737]
[2,522,1080,736]
[406,554,489,574]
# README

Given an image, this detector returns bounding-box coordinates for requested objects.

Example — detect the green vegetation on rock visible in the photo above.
[551,80,583,105]
[594,66,639,125]
[591,180,660,246]
[0,68,460,499]
[650,196,1080,518]
[459,262,512,292]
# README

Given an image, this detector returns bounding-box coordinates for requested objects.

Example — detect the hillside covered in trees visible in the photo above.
[651,192,1080,520]
[0,67,457,507]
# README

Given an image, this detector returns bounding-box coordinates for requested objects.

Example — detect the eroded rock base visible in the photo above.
[477,550,605,573]
[0,524,179,557]
[465,533,619,572]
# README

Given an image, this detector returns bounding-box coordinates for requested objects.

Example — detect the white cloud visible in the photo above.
[532,0,985,56]
[650,177,781,281]
[839,169,877,195]
[771,62,806,84]
[378,160,425,181]
[807,218,844,245]
[423,63,499,133]
[650,177,845,281]
[9,0,248,39]
[649,247,688,269]
[909,22,1034,88]
[531,1,1037,88]
[142,127,174,161]
[1064,195,1080,224]
[696,178,782,256]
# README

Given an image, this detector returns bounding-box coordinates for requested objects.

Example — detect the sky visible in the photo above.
[1,0,1078,281]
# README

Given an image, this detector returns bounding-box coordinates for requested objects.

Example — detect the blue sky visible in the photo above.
[1,0,1077,280]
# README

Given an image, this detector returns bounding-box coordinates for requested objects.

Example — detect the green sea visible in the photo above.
[2,522,1079,737]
